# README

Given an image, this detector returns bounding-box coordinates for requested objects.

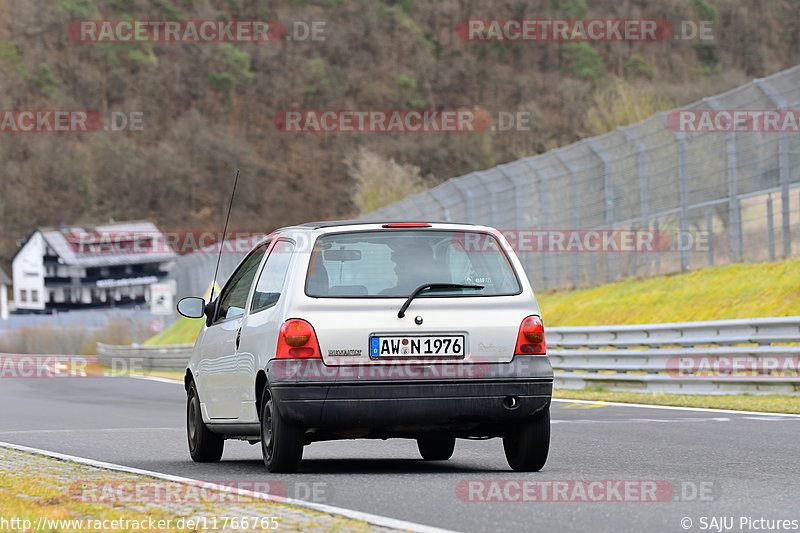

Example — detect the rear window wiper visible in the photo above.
[397,283,484,318]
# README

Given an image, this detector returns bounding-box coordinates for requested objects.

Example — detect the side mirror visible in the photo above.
[177,297,206,319]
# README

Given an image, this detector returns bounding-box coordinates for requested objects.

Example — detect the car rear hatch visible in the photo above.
[291,225,540,367]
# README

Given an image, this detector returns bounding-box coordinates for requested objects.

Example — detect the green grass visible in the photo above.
[537,257,800,326]
[144,317,202,346]
[0,448,377,533]
[104,367,184,381]
[555,389,800,414]
[147,258,800,346]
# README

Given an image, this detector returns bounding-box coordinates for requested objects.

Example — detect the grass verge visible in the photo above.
[555,388,800,414]
[144,317,202,346]
[0,447,391,533]
[146,258,800,347]
[537,257,800,325]
[104,367,184,382]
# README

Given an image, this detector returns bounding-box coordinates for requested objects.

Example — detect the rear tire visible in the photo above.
[417,436,456,460]
[260,386,304,473]
[187,382,224,462]
[503,408,550,472]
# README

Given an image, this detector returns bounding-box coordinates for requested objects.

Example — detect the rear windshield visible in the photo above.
[305,230,521,297]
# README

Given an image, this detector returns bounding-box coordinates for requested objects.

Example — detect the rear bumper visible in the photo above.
[267,356,553,429]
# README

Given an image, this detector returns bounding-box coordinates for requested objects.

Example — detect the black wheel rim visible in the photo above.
[261,392,274,461]
[187,392,197,451]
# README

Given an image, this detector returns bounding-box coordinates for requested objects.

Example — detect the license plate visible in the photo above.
[369,335,465,358]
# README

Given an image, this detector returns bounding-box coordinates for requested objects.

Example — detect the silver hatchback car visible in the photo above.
[177,220,553,473]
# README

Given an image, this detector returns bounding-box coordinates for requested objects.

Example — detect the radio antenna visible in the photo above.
[210,168,240,302]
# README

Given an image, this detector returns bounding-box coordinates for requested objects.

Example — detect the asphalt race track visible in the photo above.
[2,376,798,533]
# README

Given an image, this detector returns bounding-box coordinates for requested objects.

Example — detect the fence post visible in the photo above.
[755,78,792,258]
[619,126,650,276]
[431,190,451,221]
[450,178,474,224]
[585,138,617,283]
[524,158,554,289]
[553,149,582,288]
[496,165,532,280]
[705,208,714,266]
[767,195,776,261]
[494,166,520,230]
[654,219,662,274]
[726,134,743,262]
[477,170,501,229]
[675,130,691,271]
[704,96,743,263]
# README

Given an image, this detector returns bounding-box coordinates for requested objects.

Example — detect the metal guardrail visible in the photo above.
[94,316,800,394]
[550,316,800,395]
[96,342,193,371]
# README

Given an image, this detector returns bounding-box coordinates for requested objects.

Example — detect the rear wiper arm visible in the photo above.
[397,283,484,318]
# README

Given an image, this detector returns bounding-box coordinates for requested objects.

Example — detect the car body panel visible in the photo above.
[185,221,552,436]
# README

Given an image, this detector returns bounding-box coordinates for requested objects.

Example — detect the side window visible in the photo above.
[213,244,268,323]
[251,241,295,313]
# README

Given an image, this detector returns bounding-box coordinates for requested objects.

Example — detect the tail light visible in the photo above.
[514,315,546,355]
[381,223,431,228]
[276,319,321,358]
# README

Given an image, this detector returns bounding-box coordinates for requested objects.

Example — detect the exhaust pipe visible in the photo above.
[502,396,519,410]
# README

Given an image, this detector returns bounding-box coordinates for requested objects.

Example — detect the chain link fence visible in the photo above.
[362,65,800,291]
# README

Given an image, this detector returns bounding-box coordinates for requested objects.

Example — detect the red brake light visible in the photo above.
[277,319,321,358]
[381,223,431,228]
[514,316,546,355]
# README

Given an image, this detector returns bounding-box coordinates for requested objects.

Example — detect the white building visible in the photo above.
[0,268,9,320]
[12,221,177,313]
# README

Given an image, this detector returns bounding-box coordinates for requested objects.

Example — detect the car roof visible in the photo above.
[254,220,499,255]
[283,219,479,230]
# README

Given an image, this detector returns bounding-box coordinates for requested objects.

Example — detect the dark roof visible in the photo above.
[0,268,10,285]
[290,219,475,230]
[37,221,177,268]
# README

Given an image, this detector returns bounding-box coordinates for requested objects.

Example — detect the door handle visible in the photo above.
[236,328,242,350]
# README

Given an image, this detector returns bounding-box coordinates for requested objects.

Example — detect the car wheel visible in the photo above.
[503,408,550,472]
[417,436,456,460]
[260,386,304,473]
[187,382,224,462]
